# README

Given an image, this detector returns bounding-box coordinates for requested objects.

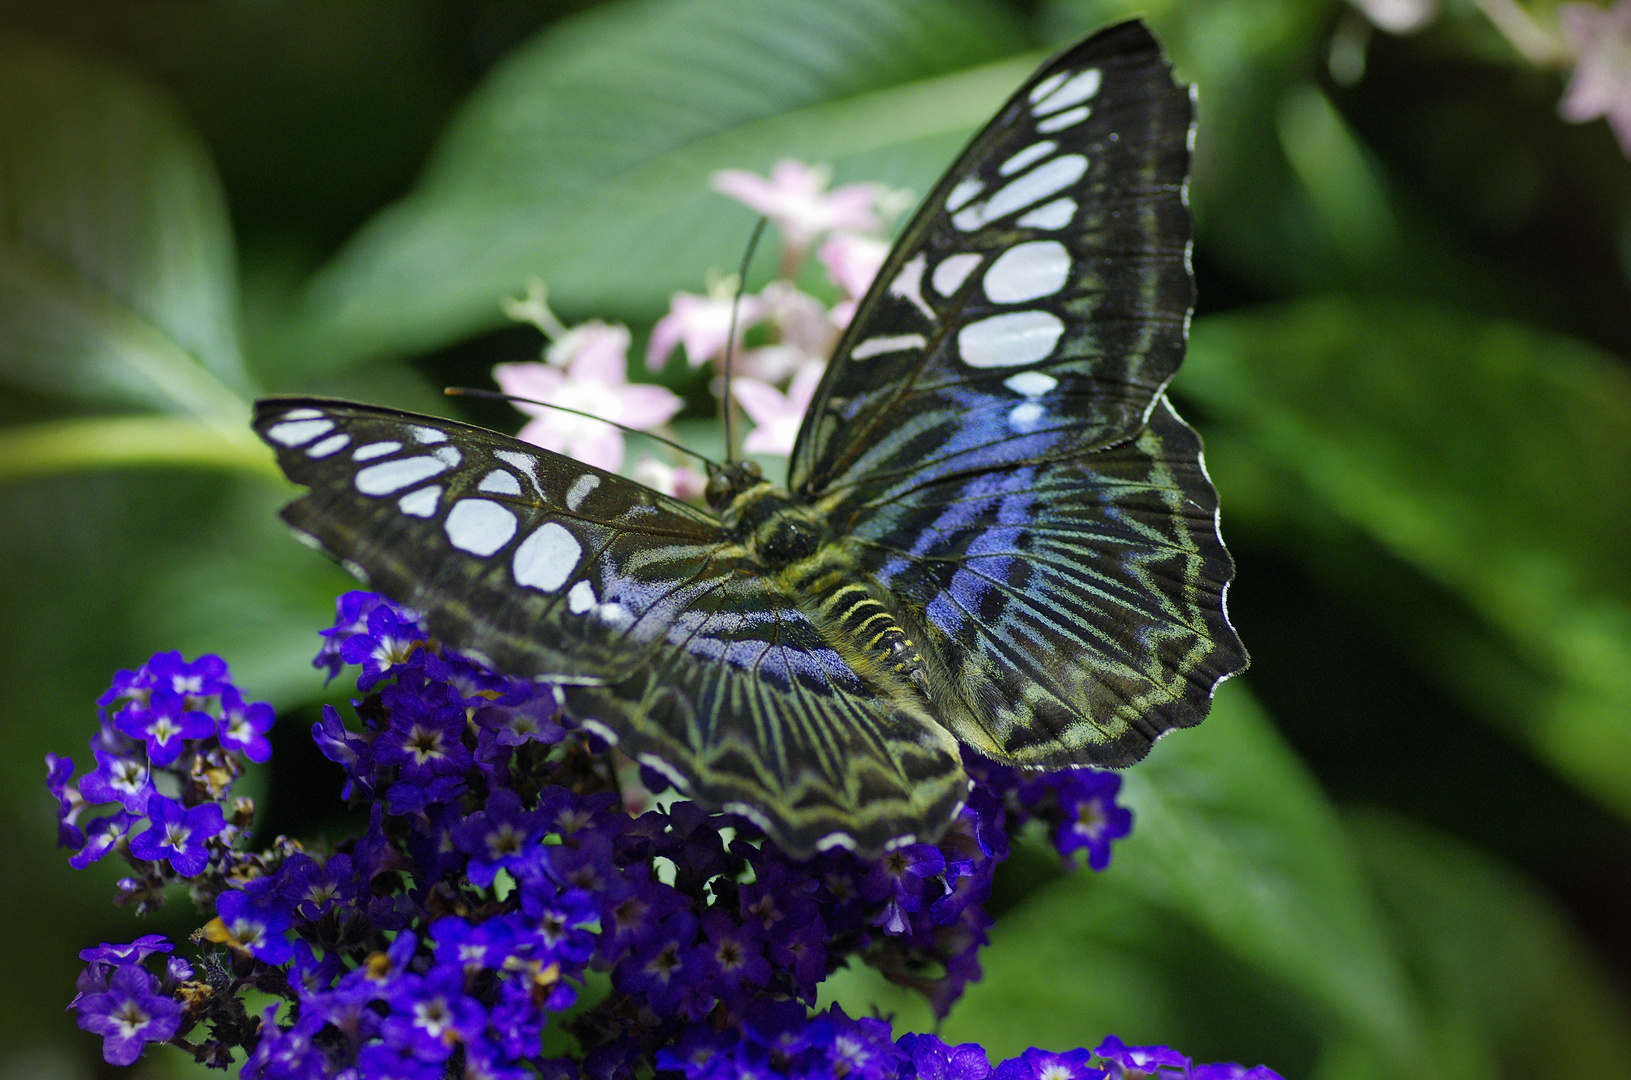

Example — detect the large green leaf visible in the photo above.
[1106,681,1427,1074]
[1181,299,1631,822]
[0,37,250,425]
[288,0,1036,373]
[1347,810,1631,1080]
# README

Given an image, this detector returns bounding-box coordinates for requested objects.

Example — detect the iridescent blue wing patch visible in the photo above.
[257,399,964,857]
[790,21,1245,764]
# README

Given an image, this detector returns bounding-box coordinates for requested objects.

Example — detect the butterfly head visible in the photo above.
[703,459,766,513]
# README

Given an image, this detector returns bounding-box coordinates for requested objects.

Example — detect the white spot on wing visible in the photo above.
[1028,71,1069,104]
[640,754,691,791]
[1033,68,1100,115]
[445,499,518,556]
[952,155,1087,232]
[580,719,619,746]
[597,602,632,629]
[1008,400,1045,431]
[432,445,462,467]
[815,832,857,852]
[352,441,401,461]
[282,409,323,420]
[945,176,983,211]
[409,425,448,444]
[1004,371,1057,397]
[398,486,441,517]
[478,469,522,496]
[851,334,926,360]
[267,418,333,446]
[306,433,351,458]
[356,455,450,495]
[513,522,580,591]
[958,311,1065,368]
[1017,198,1076,230]
[1037,106,1090,133]
[1000,140,1057,176]
[887,253,935,320]
[494,450,546,497]
[983,240,1071,303]
[566,474,600,512]
[567,579,597,614]
[931,253,982,297]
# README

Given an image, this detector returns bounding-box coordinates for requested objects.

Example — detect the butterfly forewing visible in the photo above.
[791,21,1245,766]
[255,398,965,857]
[791,20,1195,498]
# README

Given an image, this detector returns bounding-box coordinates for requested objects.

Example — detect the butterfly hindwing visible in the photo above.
[790,21,1244,766]
[833,396,1244,766]
[256,398,964,857]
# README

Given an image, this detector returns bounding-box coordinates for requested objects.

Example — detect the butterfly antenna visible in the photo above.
[722,215,769,463]
[445,387,717,466]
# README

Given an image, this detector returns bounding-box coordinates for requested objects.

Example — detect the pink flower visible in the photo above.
[1560,1,1631,154]
[733,360,825,457]
[711,160,883,252]
[493,322,682,472]
[632,455,707,501]
[818,232,888,300]
[817,231,889,328]
[759,280,839,360]
[647,280,765,371]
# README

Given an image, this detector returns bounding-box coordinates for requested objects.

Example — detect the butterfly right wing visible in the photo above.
[256,398,964,856]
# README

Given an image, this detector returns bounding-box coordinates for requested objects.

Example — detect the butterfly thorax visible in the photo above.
[705,459,930,690]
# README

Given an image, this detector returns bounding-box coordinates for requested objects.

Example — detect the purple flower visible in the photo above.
[146,650,228,707]
[78,935,173,968]
[77,746,152,813]
[68,810,137,870]
[315,590,393,678]
[614,910,700,1017]
[46,753,85,849]
[995,1048,1105,1080]
[1054,773,1133,872]
[862,842,947,935]
[128,793,225,876]
[382,962,487,1063]
[899,1032,992,1080]
[455,788,548,888]
[116,691,214,767]
[1093,1037,1190,1079]
[218,685,276,762]
[206,888,293,965]
[341,604,428,690]
[74,963,182,1066]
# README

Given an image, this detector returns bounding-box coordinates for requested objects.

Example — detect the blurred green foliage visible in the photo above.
[3,1,1631,1077]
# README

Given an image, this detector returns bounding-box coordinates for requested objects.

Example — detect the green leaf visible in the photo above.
[289,0,1035,373]
[1347,810,1631,1080]
[1181,299,1631,822]
[0,37,251,423]
[1105,680,1428,1073]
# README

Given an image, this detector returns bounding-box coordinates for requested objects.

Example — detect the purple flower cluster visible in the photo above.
[48,592,1279,1080]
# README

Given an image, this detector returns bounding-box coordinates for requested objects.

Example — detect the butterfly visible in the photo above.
[255,20,1246,859]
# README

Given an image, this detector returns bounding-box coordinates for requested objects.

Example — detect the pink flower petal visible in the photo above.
[493,363,566,418]
[568,426,625,473]
[818,233,889,300]
[559,322,633,382]
[730,377,792,429]
[617,383,684,430]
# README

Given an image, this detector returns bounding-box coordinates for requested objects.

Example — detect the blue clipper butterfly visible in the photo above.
[255,20,1246,858]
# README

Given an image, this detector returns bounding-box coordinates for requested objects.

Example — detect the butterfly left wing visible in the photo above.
[256,398,965,856]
